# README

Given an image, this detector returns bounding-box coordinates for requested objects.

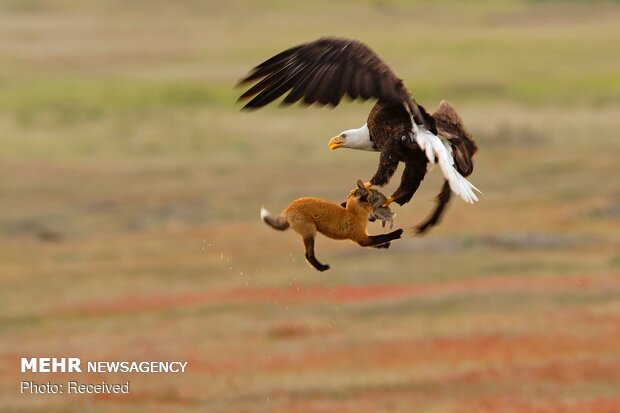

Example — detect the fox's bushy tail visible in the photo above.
[260,207,289,231]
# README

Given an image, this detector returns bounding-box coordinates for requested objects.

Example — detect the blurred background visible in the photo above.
[1,0,619,412]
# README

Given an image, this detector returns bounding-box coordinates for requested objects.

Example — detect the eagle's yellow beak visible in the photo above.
[328,136,346,151]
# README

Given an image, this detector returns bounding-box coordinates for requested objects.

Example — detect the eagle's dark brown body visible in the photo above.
[367,101,429,206]
[362,100,477,232]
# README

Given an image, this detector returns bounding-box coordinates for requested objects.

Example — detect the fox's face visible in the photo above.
[352,189,371,204]
[347,180,373,210]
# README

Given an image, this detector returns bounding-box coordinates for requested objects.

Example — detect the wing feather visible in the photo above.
[336,63,352,103]
[281,63,321,105]
[348,69,362,99]
[237,37,435,131]
[361,70,377,99]
[244,63,307,108]
[239,60,305,106]
[238,45,304,85]
[238,37,409,109]
[317,64,342,106]
[237,61,295,100]
[303,65,330,104]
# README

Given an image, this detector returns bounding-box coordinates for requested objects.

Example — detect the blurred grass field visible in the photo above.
[1,0,619,412]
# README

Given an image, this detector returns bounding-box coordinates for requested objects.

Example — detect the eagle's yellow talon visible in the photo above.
[381,197,394,207]
[363,181,373,189]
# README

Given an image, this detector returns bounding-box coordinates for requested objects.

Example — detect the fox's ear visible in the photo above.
[356,180,365,189]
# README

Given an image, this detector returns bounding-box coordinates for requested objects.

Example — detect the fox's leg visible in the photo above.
[357,229,403,247]
[289,217,330,272]
[372,242,391,249]
[303,235,330,272]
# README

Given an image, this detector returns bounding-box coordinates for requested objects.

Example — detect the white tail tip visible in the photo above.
[415,125,481,204]
[260,207,270,221]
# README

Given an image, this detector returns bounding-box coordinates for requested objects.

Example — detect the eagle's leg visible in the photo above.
[416,180,451,234]
[381,197,395,208]
[390,162,426,206]
[369,151,399,187]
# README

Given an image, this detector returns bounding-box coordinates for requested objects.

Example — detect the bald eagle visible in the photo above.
[237,37,479,233]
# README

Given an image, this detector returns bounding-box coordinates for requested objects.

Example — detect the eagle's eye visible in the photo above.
[341,133,346,139]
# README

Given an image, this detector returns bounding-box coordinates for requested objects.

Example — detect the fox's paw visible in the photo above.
[392,229,404,239]
[317,264,330,272]
[373,242,390,249]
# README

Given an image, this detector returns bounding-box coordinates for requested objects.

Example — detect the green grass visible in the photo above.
[0,78,231,123]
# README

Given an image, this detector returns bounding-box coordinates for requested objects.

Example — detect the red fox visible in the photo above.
[261,180,403,271]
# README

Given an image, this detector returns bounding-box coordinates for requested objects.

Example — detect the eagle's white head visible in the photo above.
[328,124,376,152]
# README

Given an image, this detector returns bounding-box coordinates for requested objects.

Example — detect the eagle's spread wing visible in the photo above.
[237,37,433,131]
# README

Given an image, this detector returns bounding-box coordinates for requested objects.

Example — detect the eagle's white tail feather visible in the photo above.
[414,125,481,204]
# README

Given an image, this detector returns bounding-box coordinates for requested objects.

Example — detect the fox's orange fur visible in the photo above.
[261,181,403,271]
